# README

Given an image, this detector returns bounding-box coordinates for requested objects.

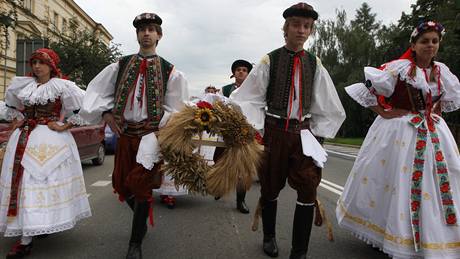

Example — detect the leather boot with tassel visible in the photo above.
[261,199,278,257]
[289,203,314,259]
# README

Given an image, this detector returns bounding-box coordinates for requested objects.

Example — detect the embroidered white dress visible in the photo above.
[336,60,460,258]
[0,77,91,237]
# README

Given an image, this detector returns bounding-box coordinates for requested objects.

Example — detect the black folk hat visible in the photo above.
[133,13,162,28]
[283,2,318,20]
[231,59,253,75]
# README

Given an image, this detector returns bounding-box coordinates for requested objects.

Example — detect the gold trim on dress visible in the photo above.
[25,144,68,166]
[339,200,460,250]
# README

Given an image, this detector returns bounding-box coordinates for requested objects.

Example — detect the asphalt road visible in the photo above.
[0,152,390,259]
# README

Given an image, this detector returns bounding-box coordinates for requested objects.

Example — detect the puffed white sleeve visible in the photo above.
[78,62,119,124]
[1,77,31,121]
[229,55,270,131]
[437,63,460,113]
[158,68,190,128]
[309,58,346,138]
[60,80,87,125]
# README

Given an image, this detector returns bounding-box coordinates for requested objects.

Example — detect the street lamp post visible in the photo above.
[0,14,15,95]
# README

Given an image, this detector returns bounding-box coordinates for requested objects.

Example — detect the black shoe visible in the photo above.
[263,236,279,257]
[126,243,142,259]
[289,251,307,259]
[237,200,250,214]
[214,196,221,201]
[6,241,33,259]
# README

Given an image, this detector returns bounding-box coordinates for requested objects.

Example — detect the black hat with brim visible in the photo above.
[133,13,162,28]
[283,2,318,20]
[231,59,253,74]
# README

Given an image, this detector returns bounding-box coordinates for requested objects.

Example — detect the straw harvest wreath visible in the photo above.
[157,100,263,196]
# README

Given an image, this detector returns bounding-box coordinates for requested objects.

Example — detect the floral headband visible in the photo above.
[410,21,445,42]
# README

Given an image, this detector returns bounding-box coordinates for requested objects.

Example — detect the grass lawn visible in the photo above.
[326,137,364,146]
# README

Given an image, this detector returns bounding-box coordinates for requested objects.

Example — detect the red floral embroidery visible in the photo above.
[447,214,457,224]
[414,158,424,164]
[414,232,420,242]
[441,183,450,193]
[196,101,213,110]
[437,168,448,174]
[412,171,423,181]
[435,151,444,162]
[411,116,422,124]
[415,140,426,150]
[412,219,419,225]
[431,137,439,144]
[411,201,420,211]
[411,188,422,195]
[443,199,454,205]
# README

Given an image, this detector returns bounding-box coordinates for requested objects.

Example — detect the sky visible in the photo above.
[74,0,415,96]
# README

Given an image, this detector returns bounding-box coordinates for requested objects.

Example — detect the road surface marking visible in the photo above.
[319,179,344,196]
[326,150,357,159]
[91,180,112,187]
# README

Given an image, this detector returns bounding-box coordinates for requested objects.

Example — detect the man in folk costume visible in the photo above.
[229,3,345,258]
[214,59,253,214]
[79,13,189,259]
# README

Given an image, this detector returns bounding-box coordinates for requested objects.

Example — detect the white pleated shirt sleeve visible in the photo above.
[229,55,270,131]
[437,62,460,113]
[158,68,190,128]
[61,80,87,125]
[79,62,118,124]
[309,58,346,138]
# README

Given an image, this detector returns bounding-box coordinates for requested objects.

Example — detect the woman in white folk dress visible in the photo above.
[0,48,91,258]
[336,21,460,258]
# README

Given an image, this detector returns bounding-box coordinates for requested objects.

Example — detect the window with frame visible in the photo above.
[22,0,33,11]
[16,39,48,76]
[53,12,59,29]
[62,18,67,32]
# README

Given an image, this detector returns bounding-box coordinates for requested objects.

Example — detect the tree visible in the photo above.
[49,21,121,87]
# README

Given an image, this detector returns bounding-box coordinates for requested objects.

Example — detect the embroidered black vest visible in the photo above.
[112,54,174,129]
[221,83,236,98]
[266,47,316,118]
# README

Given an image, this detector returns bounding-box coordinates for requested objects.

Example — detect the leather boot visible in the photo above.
[289,204,314,259]
[126,196,135,211]
[261,199,278,257]
[126,243,142,259]
[126,201,149,259]
[236,189,249,214]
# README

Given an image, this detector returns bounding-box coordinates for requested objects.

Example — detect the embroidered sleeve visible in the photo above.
[438,63,460,113]
[344,82,378,108]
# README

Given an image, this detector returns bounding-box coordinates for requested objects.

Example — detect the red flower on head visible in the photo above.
[435,151,444,162]
[447,214,457,225]
[196,101,213,110]
[440,183,450,193]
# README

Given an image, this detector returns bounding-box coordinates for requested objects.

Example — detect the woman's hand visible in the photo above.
[370,105,410,119]
[47,121,72,132]
[11,119,24,130]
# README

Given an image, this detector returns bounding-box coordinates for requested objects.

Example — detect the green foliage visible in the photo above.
[49,22,121,87]
[310,1,460,137]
